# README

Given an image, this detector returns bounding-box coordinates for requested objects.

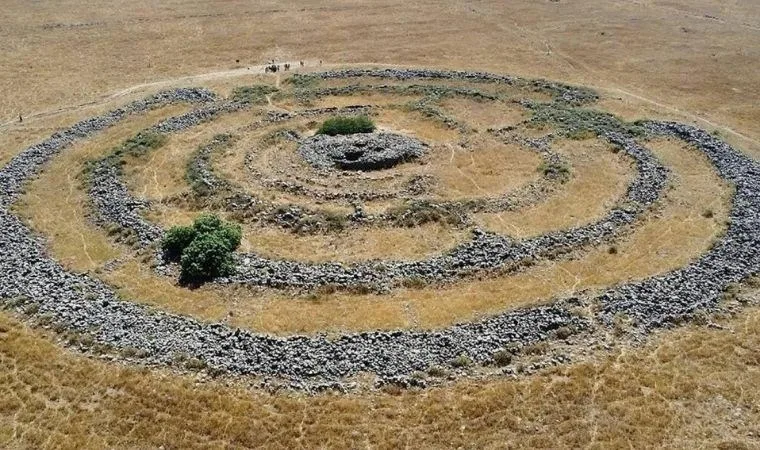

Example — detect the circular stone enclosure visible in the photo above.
[2,68,759,393]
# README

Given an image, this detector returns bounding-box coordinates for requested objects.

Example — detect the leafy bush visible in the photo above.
[179,232,238,282]
[192,214,225,235]
[161,214,242,283]
[316,115,376,136]
[210,221,243,250]
[162,225,196,261]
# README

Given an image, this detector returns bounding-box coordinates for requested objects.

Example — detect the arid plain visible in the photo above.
[1,1,760,448]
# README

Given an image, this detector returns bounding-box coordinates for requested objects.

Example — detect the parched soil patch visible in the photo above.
[123,108,262,201]
[439,96,528,130]
[16,105,190,272]
[2,298,759,448]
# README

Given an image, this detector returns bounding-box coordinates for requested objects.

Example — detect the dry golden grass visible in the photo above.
[426,136,541,200]
[439,97,528,130]
[374,108,461,143]
[149,205,469,263]
[3,0,758,152]
[15,105,189,272]
[281,92,424,110]
[0,102,150,168]
[130,100,493,210]
[119,95,542,263]
[3,1,760,446]
[474,138,632,237]
[17,125,730,334]
[124,109,266,200]
[239,223,465,263]
[2,295,759,449]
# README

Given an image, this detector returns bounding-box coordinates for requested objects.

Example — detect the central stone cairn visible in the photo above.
[298,132,427,171]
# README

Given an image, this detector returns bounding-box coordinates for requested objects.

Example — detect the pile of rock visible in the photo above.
[229,133,667,290]
[298,132,427,171]
[309,68,599,105]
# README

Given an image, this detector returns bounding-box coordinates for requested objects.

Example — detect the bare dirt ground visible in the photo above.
[2,0,760,448]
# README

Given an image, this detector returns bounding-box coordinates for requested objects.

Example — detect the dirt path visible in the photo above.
[0,61,305,129]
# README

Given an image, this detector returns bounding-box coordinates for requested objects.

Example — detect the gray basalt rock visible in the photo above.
[1,74,758,391]
[82,83,669,291]
[298,132,427,171]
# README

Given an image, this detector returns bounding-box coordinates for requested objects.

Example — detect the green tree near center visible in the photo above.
[161,213,242,283]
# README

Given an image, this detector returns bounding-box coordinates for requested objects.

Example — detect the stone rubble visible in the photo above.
[83,77,668,291]
[0,73,757,391]
[298,132,427,171]
[306,68,599,105]
[227,132,667,290]
[87,98,249,246]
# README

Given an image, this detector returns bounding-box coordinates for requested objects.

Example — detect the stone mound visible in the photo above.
[298,132,426,171]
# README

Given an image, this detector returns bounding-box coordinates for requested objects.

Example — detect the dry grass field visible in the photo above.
[2,292,760,449]
[2,0,760,448]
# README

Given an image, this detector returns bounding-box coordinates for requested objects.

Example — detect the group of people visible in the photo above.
[264,59,320,73]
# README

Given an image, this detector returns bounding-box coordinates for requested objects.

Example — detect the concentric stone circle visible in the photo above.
[298,132,427,171]
[1,68,758,392]
[84,70,668,292]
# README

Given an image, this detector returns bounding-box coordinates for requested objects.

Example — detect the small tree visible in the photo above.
[192,213,225,235]
[179,231,238,282]
[162,225,196,261]
[161,213,242,284]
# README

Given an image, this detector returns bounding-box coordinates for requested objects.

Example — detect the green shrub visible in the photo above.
[215,225,243,252]
[162,225,196,261]
[161,214,242,283]
[316,115,376,136]
[192,213,225,235]
[116,132,167,158]
[180,230,238,282]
